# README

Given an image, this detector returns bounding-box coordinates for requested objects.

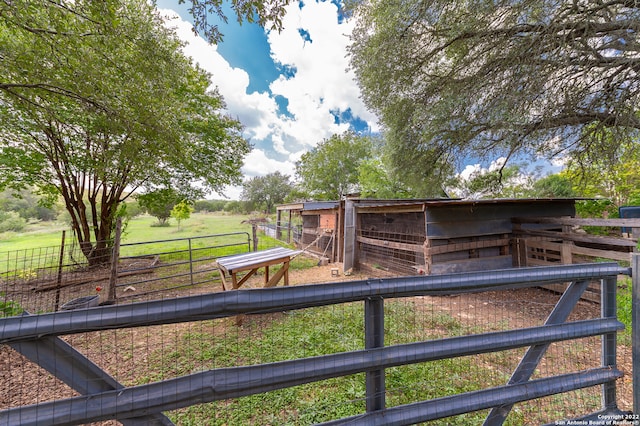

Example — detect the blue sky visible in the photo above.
[156,1,379,199]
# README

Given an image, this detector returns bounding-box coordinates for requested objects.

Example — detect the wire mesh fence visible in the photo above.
[0,230,270,314]
[0,260,634,425]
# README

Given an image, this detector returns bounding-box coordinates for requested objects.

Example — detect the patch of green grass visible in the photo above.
[0,292,23,317]
[0,222,68,252]
[0,213,264,273]
[149,301,516,425]
[617,277,632,344]
[0,213,253,254]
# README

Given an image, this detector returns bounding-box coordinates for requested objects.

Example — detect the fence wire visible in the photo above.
[0,232,257,314]
[0,237,632,425]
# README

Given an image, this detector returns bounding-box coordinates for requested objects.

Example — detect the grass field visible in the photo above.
[0,213,253,254]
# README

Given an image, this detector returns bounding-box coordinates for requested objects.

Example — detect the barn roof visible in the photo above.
[277,198,578,213]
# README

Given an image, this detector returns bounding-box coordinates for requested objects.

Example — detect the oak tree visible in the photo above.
[241,172,293,213]
[349,0,640,193]
[295,132,372,200]
[0,0,250,265]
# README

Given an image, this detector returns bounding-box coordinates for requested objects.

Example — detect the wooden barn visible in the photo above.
[277,198,584,274]
[342,198,577,275]
[276,197,640,302]
[276,201,343,263]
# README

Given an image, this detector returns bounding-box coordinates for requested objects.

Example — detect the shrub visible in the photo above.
[0,293,23,317]
[0,211,27,232]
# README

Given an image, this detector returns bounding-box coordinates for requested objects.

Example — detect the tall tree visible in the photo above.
[349,0,640,192]
[296,132,372,200]
[446,162,533,199]
[137,189,183,226]
[241,172,293,213]
[562,140,640,206]
[0,0,250,265]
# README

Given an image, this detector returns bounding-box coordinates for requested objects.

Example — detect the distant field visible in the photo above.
[0,213,253,254]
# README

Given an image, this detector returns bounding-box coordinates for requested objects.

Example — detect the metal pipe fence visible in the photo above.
[0,261,633,425]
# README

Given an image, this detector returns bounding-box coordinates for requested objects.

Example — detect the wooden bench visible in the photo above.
[216,247,302,291]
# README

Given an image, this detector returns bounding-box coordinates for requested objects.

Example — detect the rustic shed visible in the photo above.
[276,201,343,263]
[277,198,579,275]
[342,198,576,276]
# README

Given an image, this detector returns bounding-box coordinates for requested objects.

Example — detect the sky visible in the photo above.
[156,1,379,200]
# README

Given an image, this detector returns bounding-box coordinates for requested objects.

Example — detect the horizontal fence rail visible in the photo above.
[0,232,253,312]
[0,263,627,342]
[0,262,631,425]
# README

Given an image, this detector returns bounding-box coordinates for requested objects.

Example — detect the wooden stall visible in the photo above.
[276,201,343,263]
[343,198,577,276]
[511,216,640,301]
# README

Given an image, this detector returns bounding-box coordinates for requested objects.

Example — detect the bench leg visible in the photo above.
[265,262,289,288]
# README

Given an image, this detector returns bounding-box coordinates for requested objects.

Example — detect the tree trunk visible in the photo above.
[63,195,118,267]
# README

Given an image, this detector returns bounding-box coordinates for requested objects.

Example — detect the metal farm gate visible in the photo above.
[0,261,637,425]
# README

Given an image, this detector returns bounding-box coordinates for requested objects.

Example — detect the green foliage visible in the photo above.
[193,199,227,213]
[575,199,619,236]
[617,278,632,343]
[0,0,250,265]
[563,140,640,206]
[529,174,577,198]
[349,0,640,192]
[295,131,373,200]
[179,0,293,44]
[240,172,293,213]
[223,200,250,214]
[357,139,414,198]
[0,211,27,233]
[575,199,619,219]
[137,189,182,226]
[171,200,194,230]
[0,188,58,221]
[0,294,22,317]
[122,200,143,219]
[447,163,533,199]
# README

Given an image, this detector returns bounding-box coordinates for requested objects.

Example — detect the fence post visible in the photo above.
[343,198,356,273]
[365,296,385,412]
[188,238,194,287]
[53,231,66,311]
[106,218,122,303]
[633,254,640,414]
[601,275,618,411]
[252,224,258,252]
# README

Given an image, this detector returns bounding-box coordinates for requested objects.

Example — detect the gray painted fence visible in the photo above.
[0,261,634,425]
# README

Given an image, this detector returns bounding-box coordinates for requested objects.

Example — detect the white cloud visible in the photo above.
[242,149,296,177]
[158,5,378,197]
[267,2,379,148]
[459,164,481,181]
[459,157,507,181]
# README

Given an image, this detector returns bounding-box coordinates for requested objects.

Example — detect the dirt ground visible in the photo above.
[0,260,634,424]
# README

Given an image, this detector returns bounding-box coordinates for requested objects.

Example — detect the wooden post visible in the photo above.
[276,209,282,241]
[252,223,258,252]
[106,218,122,303]
[423,239,432,275]
[561,224,573,264]
[513,238,528,267]
[54,231,66,311]
[343,198,356,273]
